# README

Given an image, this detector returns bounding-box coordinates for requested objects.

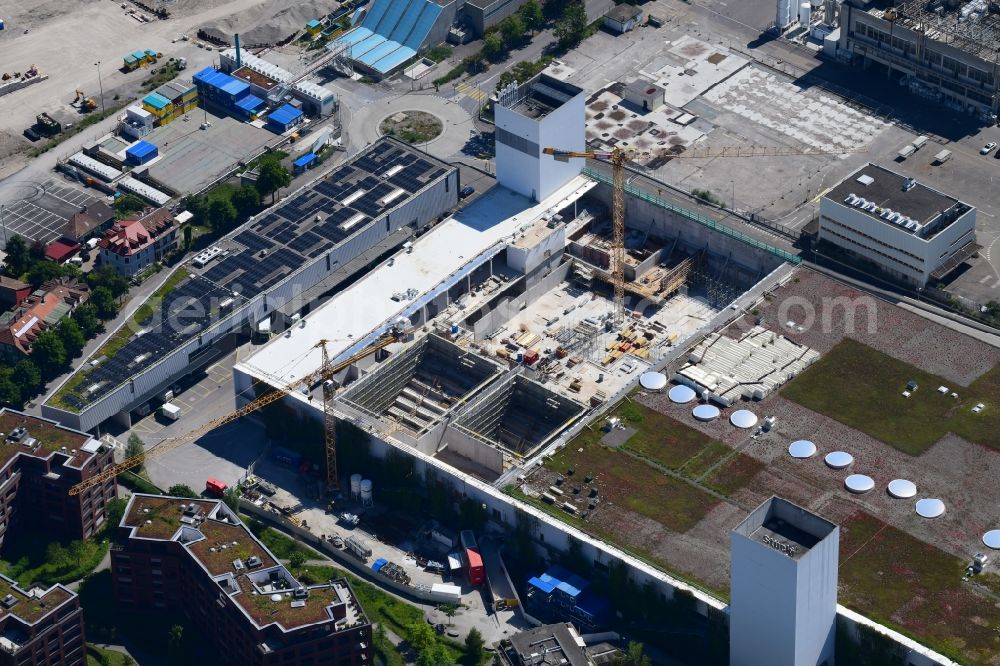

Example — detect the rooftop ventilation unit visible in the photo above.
[0,594,17,609]
[246,555,263,569]
[292,587,309,600]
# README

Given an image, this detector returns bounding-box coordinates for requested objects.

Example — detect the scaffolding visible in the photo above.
[892,0,1000,62]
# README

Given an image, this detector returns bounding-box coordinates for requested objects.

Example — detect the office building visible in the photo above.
[819,163,977,286]
[0,575,85,666]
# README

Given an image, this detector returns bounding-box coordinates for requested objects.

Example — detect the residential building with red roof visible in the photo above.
[0,277,31,310]
[0,281,89,361]
[98,208,178,277]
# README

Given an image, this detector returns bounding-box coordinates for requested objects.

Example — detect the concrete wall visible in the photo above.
[441,424,505,474]
[466,260,573,340]
[43,166,459,432]
[507,225,565,275]
[585,183,785,280]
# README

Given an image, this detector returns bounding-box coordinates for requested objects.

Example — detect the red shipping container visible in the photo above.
[523,350,539,365]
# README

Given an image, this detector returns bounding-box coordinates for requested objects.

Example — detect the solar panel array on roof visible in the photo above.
[62,275,234,406]
[62,138,454,411]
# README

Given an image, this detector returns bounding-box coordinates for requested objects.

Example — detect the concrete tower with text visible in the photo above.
[494,73,585,203]
[730,497,839,666]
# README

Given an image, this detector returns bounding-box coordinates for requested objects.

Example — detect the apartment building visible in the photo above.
[113,495,372,666]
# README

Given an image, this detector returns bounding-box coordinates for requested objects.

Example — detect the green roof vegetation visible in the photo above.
[189,519,275,576]
[124,496,213,540]
[781,338,1000,454]
[0,412,91,468]
[0,577,72,624]
[49,269,192,412]
[838,511,1000,663]
[241,582,347,630]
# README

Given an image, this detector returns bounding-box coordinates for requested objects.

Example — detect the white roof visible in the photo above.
[69,152,124,182]
[175,210,194,224]
[236,176,596,387]
[293,80,334,102]
[119,177,171,205]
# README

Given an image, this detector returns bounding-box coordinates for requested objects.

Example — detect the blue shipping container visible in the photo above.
[271,446,302,467]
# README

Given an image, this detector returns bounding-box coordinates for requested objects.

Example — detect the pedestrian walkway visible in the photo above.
[455,80,488,103]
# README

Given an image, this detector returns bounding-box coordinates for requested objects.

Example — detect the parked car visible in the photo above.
[460,185,475,199]
[980,142,997,155]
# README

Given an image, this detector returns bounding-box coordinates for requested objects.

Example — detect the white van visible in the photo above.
[160,403,181,421]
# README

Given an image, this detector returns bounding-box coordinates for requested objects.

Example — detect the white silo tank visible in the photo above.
[799,2,811,24]
[350,474,362,498]
[360,479,373,505]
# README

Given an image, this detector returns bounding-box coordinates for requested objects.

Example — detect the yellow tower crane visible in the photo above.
[68,328,407,497]
[542,145,868,324]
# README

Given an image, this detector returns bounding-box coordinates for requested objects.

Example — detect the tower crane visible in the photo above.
[542,144,868,324]
[68,326,408,497]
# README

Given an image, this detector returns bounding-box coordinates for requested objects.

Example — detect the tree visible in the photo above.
[222,485,241,511]
[0,368,20,407]
[182,224,193,249]
[56,318,86,357]
[13,359,41,394]
[207,198,237,233]
[91,286,117,320]
[27,260,67,288]
[29,240,46,262]
[87,266,129,299]
[114,194,147,218]
[256,159,291,203]
[416,644,450,666]
[613,641,652,666]
[73,303,102,337]
[231,185,261,221]
[407,622,436,654]
[465,628,484,660]
[482,32,504,60]
[3,235,30,276]
[166,624,185,666]
[125,433,145,470]
[289,550,307,570]
[167,484,199,498]
[554,1,588,47]
[31,329,66,376]
[500,14,526,47]
[520,0,544,33]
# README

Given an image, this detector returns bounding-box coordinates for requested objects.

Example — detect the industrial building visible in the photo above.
[141,80,198,127]
[113,495,372,666]
[193,67,266,121]
[0,410,117,549]
[333,0,455,76]
[219,49,337,117]
[0,574,85,666]
[495,74,586,203]
[525,566,609,632]
[818,163,977,286]
[837,0,1000,121]
[43,137,458,432]
[730,497,839,666]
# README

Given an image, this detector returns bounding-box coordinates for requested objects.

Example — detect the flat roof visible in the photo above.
[509,623,590,666]
[121,495,368,633]
[824,164,971,239]
[0,409,106,470]
[231,66,280,91]
[501,73,584,120]
[50,138,453,413]
[734,497,837,561]
[236,176,597,388]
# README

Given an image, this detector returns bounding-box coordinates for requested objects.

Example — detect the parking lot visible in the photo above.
[1,180,100,245]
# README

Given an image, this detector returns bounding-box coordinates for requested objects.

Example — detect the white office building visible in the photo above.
[819,164,977,287]
[495,73,585,203]
[731,497,839,666]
